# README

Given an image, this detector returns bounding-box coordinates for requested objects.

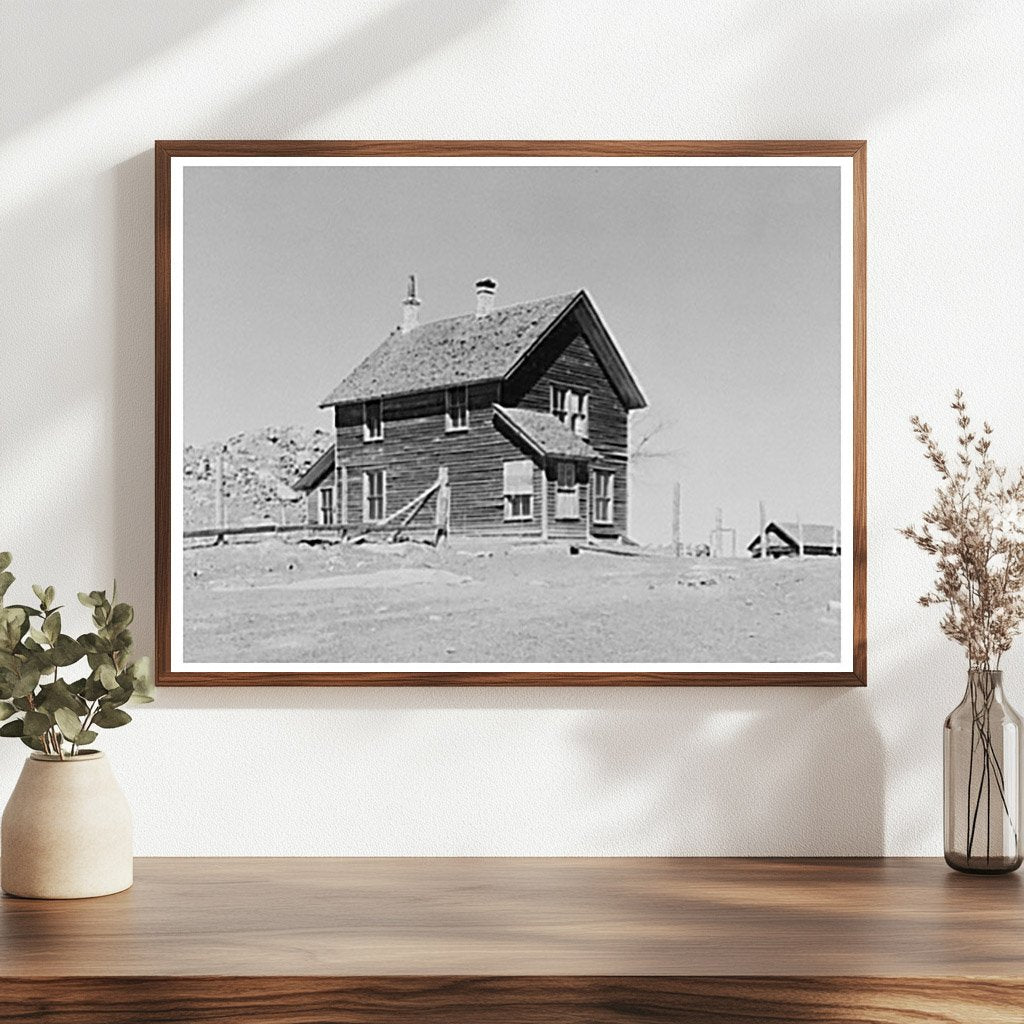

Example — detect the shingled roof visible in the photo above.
[493,405,598,460]
[292,447,334,492]
[320,292,579,407]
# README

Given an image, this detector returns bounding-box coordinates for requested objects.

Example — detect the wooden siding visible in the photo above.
[506,316,631,538]
[334,382,542,537]
[328,312,637,539]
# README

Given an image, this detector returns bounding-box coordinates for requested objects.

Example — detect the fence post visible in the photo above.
[435,466,450,543]
[759,500,767,560]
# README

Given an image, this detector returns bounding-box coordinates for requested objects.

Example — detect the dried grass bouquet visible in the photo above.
[902,391,1024,671]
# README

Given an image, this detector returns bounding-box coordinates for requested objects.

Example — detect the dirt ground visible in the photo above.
[181,537,841,665]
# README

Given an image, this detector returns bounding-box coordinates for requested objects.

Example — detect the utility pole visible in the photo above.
[672,483,681,558]
[214,446,226,532]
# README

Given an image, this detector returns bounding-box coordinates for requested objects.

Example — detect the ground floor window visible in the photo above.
[555,461,580,520]
[593,470,614,525]
[318,485,334,525]
[363,469,386,522]
[503,459,533,521]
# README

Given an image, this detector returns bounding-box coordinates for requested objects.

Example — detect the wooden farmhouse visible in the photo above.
[747,521,841,558]
[294,278,647,541]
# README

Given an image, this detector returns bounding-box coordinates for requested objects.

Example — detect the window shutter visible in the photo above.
[503,460,533,495]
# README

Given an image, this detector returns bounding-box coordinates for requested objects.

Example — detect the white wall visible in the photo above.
[1,0,1022,855]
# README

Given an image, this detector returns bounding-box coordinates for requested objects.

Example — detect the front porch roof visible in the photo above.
[493,405,598,460]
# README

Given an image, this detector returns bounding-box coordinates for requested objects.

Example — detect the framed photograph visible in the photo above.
[156,141,865,686]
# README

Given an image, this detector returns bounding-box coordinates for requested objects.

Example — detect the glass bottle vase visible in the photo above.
[944,669,1023,873]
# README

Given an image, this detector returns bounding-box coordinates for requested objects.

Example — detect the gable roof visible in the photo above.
[319,289,646,410]
[293,448,334,492]
[493,405,598,460]
[746,521,840,551]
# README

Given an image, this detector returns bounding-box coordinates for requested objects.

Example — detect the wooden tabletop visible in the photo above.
[0,856,1020,976]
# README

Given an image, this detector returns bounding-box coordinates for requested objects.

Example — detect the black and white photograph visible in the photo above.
[162,148,861,682]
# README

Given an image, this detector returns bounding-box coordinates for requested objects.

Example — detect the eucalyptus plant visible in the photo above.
[0,552,153,759]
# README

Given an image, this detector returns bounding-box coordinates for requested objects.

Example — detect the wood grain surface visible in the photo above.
[155,139,867,688]
[1,857,1020,1023]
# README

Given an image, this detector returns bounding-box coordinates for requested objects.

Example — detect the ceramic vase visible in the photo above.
[1,751,133,898]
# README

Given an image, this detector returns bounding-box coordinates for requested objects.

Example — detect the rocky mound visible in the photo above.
[183,425,332,532]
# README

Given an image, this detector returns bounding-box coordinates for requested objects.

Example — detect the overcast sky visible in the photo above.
[183,163,840,547]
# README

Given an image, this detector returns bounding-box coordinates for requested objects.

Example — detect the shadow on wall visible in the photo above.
[729,0,975,134]
[571,686,885,855]
[0,1,244,138]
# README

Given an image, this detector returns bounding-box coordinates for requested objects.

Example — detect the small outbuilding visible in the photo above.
[747,521,840,558]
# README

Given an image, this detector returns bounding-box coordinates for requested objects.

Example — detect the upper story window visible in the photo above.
[445,386,469,432]
[363,399,383,442]
[550,385,589,439]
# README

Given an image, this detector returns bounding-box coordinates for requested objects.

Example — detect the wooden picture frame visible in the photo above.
[156,140,866,686]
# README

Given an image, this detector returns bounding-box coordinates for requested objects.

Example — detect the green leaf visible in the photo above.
[6,604,42,619]
[10,665,41,699]
[83,675,108,701]
[93,705,131,729]
[0,553,11,573]
[127,657,155,701]
[0,719,24,737]
[23,710,51,738]
[28,627,49,646]
[104,684,132,708]
[31,584,46,606]
[42,611,60,644]
[50,635,85,667]
[98,663,118,690]
[19,735,45,752]
[44,586,55,609]
[0,607,26,651]
[78,592,100,608]
[83,637,113,657]
[0,701,16,721]
[76,634,103,654]
[0,572,14,601]
[74,730,97,747]
[36,679,88,716]
[110,603,133,630]
[54,707,84,741]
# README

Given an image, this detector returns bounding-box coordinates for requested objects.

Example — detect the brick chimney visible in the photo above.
[474,277,497,318]
[401,274,421,333]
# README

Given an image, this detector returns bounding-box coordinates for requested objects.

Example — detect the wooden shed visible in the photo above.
[747,521,841,558]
